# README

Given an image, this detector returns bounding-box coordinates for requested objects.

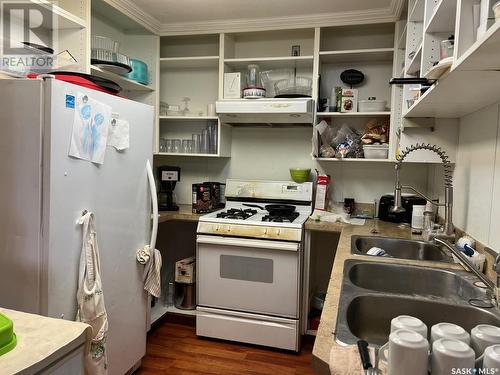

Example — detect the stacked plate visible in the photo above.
[91,35,132,75]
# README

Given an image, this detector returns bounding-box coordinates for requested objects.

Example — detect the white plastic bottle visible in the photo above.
[411,205,426,234]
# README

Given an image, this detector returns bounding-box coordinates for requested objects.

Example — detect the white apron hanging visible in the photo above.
[76,211,108,375]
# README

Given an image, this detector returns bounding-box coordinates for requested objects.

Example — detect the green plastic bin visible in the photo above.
[0,312,16,356]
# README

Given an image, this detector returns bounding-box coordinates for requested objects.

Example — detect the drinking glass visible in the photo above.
[201,130,209,154]
[159,138,167,152]
[172,139,181,153]
[192,134,200,153]
[182,139,191,153]
[166,139,174,153]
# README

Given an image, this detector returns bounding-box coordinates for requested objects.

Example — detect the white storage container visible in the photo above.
[358,97,387,112]
[363,144,389,159]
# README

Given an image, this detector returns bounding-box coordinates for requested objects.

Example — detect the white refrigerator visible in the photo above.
[0,77,156,374]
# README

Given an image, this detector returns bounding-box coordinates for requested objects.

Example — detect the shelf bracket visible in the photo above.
[401,117,435,133]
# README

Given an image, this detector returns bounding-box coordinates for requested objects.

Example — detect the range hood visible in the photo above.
[216,98,314,125]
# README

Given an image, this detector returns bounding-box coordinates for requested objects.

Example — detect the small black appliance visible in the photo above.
[378,194,426,223]
[157,166,180,211]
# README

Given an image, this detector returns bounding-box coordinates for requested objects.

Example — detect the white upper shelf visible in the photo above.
[404,22,500,118]
[160,56,219,69]
[91,66,154,92]
[454,22,500,71]
[425,0,457,33]
[223,56,314,69]
[317,112,391,118]
[33,0,86,29]
[319,48,394,63]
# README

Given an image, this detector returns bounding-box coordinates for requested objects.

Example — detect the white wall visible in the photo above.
[155,126,431,207]
[428,102,500,251]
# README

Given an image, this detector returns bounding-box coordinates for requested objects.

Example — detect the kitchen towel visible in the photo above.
[76,211,108,375]
[329,344,381,375]
[136,245,151,265]
[107,118,129,151]
[139,245,162,298]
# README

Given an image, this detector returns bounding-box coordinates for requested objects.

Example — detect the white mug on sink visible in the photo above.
[472,325,500,356]
[391,315,428,339]
[379,328,429,375]
[430,322,471,346]
[431,338,475,375]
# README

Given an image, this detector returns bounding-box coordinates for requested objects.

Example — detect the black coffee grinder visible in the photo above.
[157,166,181,211]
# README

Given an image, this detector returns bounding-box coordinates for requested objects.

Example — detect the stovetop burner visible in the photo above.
[262,212,300,223]
[216,208,258,220]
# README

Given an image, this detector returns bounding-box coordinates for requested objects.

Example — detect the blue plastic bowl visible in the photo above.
[127,59,148,85]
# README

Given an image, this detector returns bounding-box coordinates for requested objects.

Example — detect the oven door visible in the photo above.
[196,235,301,319]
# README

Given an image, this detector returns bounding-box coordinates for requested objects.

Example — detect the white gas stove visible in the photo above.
[197,179,313,241]
[196,179,313,352]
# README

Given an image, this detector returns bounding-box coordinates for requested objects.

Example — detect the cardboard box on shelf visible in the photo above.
[340,88,358,113]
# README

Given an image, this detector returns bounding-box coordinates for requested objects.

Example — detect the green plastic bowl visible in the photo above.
[289,168,311,183]
[0,312,16,356]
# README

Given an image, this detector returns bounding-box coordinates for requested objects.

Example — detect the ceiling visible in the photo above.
[133,0,395,24]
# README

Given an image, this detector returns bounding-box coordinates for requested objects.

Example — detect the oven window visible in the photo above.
[220,255,273,283]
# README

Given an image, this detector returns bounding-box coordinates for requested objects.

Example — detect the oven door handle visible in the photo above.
[196,235,299,252]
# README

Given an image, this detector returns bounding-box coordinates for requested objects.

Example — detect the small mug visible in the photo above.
[391,315,428,339]
[379,329,429,375]
[482,344,500,370]
[431,338,475,375]
[471,325,500,357]
[431,322,471,346]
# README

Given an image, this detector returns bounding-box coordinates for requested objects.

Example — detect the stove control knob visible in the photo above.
[226,226,231,233]
[276,229,281,237]
[215,225,220,232]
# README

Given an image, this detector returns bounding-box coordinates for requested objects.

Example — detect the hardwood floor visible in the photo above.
[137,319,317,375]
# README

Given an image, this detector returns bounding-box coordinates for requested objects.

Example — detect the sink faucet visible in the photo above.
[390,143,454,240]
[436,238,498,306]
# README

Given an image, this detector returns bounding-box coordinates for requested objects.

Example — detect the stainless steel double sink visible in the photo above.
[335,236,500,346]
[351,235,452,262]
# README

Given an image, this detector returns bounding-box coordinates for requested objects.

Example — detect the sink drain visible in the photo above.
[469,298,495,308]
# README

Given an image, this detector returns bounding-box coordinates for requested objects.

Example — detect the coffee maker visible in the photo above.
[157,166,181,211]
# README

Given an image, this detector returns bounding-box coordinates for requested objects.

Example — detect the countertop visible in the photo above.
[311,220,465,375]
[159,205,348,230]
[0,307,91,375]
[159,204,200,223]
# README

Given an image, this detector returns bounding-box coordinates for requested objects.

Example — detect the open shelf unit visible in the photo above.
[91,66,154,91]
[399,0,500,118]
[425,0,458,33]
[315,23,395,162]
[91,0,159,105]
[158,34,229,156]
[3,0,91,73]
[317,112,391,118]
[35,0,87,29]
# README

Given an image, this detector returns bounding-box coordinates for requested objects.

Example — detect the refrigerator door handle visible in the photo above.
[146,160,158,250]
